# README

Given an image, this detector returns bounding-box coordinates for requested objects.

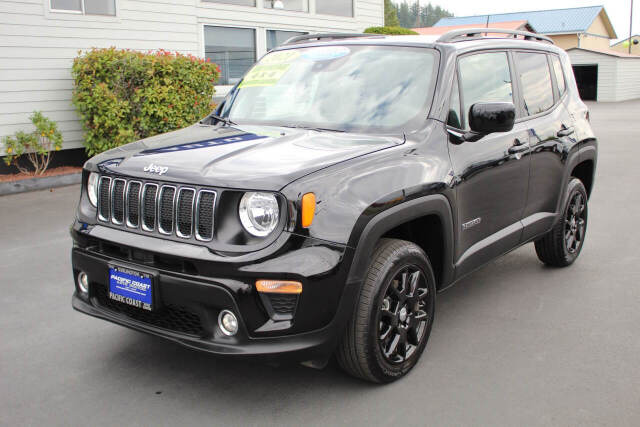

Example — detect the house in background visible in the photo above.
[434,6,640,102]
[611,35,640,55]
[412,20,534,36]
[434,6,617,50]
[0,0,383,155]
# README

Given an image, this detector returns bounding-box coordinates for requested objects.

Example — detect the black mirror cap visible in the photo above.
[468,102,516,134]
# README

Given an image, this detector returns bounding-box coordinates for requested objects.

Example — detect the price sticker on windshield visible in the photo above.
[239,50,301,88]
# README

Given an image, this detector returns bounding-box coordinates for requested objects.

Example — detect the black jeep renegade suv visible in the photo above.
[71,30,597,383]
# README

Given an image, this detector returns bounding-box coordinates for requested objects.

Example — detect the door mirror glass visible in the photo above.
[468,102,516,134]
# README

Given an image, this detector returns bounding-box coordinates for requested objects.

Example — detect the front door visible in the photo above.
[447,51,531,277]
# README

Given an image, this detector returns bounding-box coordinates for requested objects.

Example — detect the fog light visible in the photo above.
[218,310,238,336]
[77,272,89,294]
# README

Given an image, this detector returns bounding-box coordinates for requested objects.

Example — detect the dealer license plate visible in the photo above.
[108,266,154,311]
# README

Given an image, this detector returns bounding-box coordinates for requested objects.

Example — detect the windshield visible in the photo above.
[218,45,438,133]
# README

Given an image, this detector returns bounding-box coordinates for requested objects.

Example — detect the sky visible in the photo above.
[398,0,639,42]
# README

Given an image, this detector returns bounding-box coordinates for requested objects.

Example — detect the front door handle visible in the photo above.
[557,126,575,137]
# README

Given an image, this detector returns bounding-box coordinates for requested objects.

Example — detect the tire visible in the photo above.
[336,238,436,383]
[535,178,589,267]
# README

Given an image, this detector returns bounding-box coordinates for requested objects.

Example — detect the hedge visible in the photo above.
[72,48,220,156]
[363,26,419,35]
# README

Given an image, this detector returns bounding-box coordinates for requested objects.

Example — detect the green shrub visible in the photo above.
[2,111,63,175]
[363,26,419,35]
[72,48,220,156]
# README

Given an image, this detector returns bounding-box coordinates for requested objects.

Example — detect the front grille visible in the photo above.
[97,176,216,241]
[94,283,205,337]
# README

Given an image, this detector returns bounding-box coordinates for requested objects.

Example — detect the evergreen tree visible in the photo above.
[391,1,453,29]
[384,0,400,27]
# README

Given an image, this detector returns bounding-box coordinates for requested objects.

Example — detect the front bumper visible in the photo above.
[71,224,357,362]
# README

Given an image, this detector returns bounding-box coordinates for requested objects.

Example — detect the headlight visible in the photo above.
[87,172,99,207]
[238,192,280,237]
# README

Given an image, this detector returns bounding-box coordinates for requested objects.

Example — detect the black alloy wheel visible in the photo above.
[377,266,431,364]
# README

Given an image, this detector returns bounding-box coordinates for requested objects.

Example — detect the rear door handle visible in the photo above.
[557,127,574,137]
[508,145,529,155]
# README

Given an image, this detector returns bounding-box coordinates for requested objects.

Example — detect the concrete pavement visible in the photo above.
[1,100,639,426]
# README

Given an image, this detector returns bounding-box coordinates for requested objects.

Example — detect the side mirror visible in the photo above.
[468,102,516,135]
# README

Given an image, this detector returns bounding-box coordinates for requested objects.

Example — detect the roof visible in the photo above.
[413,21,534,35]
[567,47,640,58]
[435,6,616,38]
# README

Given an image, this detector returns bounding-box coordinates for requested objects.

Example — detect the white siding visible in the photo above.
[0,0,382,155]
[568,49,640,102]
[614,58,640,102]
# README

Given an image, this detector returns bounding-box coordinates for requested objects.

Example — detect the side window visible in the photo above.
[516,52,554,116]
[447,74,462,129]
[458,52,513,130]
[551,55,566,96]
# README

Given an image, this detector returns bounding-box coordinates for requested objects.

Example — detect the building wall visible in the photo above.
[0,0,382,155]
[613,58,640,101]
[578,33,611,50]
[550,34,578,50]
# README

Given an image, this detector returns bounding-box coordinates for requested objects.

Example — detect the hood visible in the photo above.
[87,124,403,190]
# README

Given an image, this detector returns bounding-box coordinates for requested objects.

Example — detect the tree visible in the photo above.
[384,0,400,27]
[391,1,453,28]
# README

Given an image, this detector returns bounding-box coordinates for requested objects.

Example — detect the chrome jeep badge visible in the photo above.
[143,163,168,176]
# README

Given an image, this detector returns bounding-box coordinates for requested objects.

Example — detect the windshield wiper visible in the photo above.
[208,113,237,126]
[282,125,346,133]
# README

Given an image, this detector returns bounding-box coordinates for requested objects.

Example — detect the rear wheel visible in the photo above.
[337,238,436,383]
[535,178,589,267]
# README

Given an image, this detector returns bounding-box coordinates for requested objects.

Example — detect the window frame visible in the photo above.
[450,49,520,131]
[263,0,310,13]
[511,49,565,123]
[315,0,355,18]
[49,0,117,16]
[202,24,258,87]
[265,28,309,52]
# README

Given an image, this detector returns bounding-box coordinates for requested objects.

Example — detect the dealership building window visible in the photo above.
[205,26,256,86]
[316,0,353,17]
[265,0,308,12]
[50,0,116,15]
[201,0,255,6]
[267,30,307,51]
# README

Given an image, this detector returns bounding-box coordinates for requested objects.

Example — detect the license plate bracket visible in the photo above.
[108,265,155,311]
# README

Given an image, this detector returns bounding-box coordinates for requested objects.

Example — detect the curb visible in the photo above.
[0,172,82,196]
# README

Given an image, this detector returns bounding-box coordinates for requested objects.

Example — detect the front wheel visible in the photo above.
[535,178,589,267]
[336,238,436,383]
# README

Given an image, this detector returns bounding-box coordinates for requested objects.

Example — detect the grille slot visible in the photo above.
[126,181,142,228]
[98,176,112,221]
[176,188,195,238]
[94,284,205,337]
[267,294,298,316]
[94,176,216,241]
[158,186,176,235]
[142,183,158,231]
[111,179,126,224]
[196,191,216,241]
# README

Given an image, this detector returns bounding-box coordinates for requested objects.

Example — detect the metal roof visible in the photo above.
[435,6,607,35]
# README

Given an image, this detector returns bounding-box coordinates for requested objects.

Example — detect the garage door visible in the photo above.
[572,65,598,100]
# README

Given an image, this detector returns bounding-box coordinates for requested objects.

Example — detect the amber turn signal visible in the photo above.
[256,280,302,294]
[301,192,316,228]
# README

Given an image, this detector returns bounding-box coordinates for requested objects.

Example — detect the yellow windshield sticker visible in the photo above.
[239,50,300,88]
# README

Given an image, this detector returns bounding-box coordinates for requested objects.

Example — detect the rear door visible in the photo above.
[447,50,531,277]
[513,51,575,241]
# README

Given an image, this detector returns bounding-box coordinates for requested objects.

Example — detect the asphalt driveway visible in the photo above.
[1,100,639,426]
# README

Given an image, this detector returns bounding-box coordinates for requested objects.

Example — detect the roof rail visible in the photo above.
[282,33,376,45]
[436,28,554,44]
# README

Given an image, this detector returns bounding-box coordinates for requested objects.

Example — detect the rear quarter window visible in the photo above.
[551,55,566,96]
